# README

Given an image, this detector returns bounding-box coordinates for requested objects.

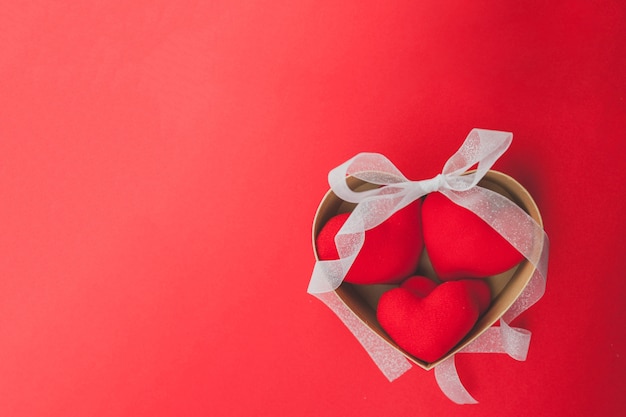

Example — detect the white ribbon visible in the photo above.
[307,129,548,404]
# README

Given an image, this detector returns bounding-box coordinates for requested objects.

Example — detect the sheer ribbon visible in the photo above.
[307,129,549,404]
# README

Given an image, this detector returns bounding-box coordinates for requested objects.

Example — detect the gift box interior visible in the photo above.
[312,171,543,370]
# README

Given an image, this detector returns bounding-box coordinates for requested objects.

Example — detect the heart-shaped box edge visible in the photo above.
[311,170,543,371]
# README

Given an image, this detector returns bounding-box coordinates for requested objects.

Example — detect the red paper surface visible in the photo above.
[1,1,624,416]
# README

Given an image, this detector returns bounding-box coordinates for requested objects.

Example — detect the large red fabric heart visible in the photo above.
[315,200,423,285]
[377,277,490,363]
[422,192,524,281]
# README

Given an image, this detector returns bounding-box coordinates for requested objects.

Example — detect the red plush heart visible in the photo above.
[422,192,524,281]
[377,278,490,363]
[315,200,423,285]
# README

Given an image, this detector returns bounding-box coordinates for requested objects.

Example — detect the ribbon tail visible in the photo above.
[460,319,531,359]
[441,319,530,404]
[434,356,478,404]
[312,291,412,381]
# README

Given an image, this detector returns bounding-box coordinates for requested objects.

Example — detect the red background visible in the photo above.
[1,1,625,416]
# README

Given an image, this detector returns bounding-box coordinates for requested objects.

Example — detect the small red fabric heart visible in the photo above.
[422,192,524,281]
[377,277,490,363]
[315,200,423,285]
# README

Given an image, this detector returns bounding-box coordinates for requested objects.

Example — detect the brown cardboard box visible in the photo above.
[312,170,542,370]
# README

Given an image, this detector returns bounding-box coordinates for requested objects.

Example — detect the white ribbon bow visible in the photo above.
[307,129,549,404]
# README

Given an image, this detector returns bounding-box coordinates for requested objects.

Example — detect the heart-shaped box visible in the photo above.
[311,170,542,370]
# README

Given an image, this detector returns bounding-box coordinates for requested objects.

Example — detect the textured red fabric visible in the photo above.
[401,276,491,315]
[401,275,438,298]
[457,279,492,316]
[421,192,525,281]
[315,200,423,285]
[377,280,482,363]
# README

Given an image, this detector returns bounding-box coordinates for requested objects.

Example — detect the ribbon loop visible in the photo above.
[442,129,513,179]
